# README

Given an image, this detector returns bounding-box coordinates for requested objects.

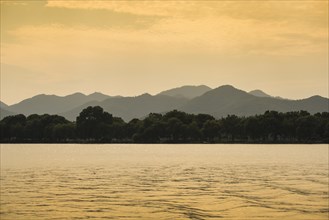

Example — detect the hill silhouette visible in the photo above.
[0,101,9,109]
[8,92,111,116]
[0,101,16,120]
[1,85,328,121]
[181,85,329,117]
[158,85,211,99]
[0,108,15,119]
[249,89,284,99]
[62,93,189,121]
[1,107,328,143]
[249,89,272,98]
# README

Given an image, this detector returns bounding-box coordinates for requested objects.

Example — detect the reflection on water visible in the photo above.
[1,144,328,219]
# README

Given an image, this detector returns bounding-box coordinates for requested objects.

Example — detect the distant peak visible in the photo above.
[139,93,152,97]
[157,85,212,99]
[73,92,84,95]
[134,93,152,98]
[308,95,326,100]
[89,92,103,95]
[249,89,271,98]
[216,85,236,90]
[32,94,57,98]
[176,85,211,89]
[86,92,111,101]
[88,92,107,97]
[250,89,264,93]
[66,92,85,97]
[34,94,46,97]
[207,85,250,97]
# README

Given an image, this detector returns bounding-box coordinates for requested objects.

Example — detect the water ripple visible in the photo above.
[1,144,328,220]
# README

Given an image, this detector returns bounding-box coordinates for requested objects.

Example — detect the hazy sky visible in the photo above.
[1,0,328,105]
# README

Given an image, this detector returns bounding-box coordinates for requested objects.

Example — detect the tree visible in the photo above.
[1,109,328,143]
[76,106,113,140]
[164,110,193,124]
[222,115,241,141]
[296,115,318,141]
[0,114,26,141]
[167,117,184,142]
[52,123,76,141]
[111,117,127,141]
[127,118,143,140]
[195,114,215,129]
[259,111,282,141]
[244,116,261,141]
[202,120,221,142]
[186,122,202,142]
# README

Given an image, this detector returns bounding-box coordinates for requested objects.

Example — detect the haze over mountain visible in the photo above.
[1,85,328,121]
[158,85,211,99]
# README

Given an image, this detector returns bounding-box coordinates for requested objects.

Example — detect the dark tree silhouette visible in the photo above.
[76,106,113,140]
[1,106,328,143]
[202,120,221,142]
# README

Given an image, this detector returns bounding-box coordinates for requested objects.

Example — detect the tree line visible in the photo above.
[1,106,328,143]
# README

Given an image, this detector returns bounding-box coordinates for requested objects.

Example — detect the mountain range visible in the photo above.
[1,85,328,121]
[157,85,211,99]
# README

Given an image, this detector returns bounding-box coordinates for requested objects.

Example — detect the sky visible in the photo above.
[0,0,328,105]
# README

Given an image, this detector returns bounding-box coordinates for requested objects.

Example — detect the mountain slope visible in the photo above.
[0,108,17,120]
[0,101,9,109]
[249,89,272,98]
[0,101,17,119]
[249,89,284,99]
[181,85,255,114]
[2,85,328,122]
[8,92,111,116]
[181,85,329,117]
[158,85,211,99]
[88,92,111,101]
[62,94,189,121]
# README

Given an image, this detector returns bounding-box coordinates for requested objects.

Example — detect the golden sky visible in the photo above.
[1,0,328,104]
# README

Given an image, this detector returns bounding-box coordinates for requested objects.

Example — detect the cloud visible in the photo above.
[2,1,326,58]
[4,10,326,63]
[42,1,328,56]
[46,1,201,17]
[1,1,328,103]
[45,0,328,26]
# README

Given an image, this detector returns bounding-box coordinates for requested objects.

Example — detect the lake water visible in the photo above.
[0,144,328,220]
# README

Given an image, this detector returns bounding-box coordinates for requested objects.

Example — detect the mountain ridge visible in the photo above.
[249,89,271,98]
[7,92,111,116]
[181,85,328,118]
[157,85,211,99]
[249,89,285,99]
[1,85,328,121]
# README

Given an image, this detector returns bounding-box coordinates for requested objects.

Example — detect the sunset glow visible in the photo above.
[1,0,328,104]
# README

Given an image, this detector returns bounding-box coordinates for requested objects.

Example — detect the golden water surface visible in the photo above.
[0,144,328,219]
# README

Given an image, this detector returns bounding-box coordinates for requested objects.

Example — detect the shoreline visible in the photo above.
[1,141,327,144]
